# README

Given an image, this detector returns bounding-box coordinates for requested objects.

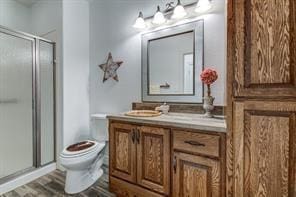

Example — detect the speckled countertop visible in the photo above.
[107,112,226,133]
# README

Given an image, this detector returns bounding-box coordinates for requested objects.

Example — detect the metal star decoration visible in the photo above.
[99,52,123,82]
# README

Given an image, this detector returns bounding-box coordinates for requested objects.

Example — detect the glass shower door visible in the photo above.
[39,41,55,165]
[0,32,35,179]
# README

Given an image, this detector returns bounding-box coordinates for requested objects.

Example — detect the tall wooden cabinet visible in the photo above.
[232,101,296,197]
[227,0,296,196]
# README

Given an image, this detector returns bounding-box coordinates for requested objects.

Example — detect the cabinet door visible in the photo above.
[173,152,221,197]
[136,126,170,195]
[232,0,296,98]
[110,122,137,183]
[233,101,296,197]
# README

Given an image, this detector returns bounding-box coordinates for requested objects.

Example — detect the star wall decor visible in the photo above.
[99,52,123,82]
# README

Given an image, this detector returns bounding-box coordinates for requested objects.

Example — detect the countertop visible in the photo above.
[107,112,226,133]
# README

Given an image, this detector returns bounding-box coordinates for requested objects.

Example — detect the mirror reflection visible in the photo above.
[142,20,204,103]
[148,31,194,95]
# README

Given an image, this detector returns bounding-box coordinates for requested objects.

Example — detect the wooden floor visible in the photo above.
[1,166,115,197]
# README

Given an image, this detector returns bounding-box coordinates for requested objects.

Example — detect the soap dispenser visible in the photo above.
[155,102,170,114]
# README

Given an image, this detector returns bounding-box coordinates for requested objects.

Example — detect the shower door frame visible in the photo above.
[0,25,56,184]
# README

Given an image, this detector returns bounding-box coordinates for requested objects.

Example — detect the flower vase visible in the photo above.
[203,84,215,118]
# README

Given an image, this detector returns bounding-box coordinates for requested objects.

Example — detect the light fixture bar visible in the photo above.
[133,0,213,29]
[141,1,197,21]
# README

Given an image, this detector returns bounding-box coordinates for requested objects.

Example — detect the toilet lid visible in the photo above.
[61,140,100,157]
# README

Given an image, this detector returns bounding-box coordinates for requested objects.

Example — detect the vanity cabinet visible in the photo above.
[109,120,226,197]
[109,122,170,196]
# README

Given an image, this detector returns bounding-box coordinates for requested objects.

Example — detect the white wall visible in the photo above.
[63,0,90,147]
[31,1,62,36]
[89,0,226,117]
[203,11,226,105]
[0,0,32,32]
[90,1,143,114]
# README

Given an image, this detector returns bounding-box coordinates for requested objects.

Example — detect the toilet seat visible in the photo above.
[67,141,95,152]
[60,140,104,158]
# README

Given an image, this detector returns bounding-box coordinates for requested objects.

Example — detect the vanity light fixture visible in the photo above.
[133,12,146,29]
[171,0,187,19]
[152,6,166,25]
[195,0,212,13]
[133,0,213,30]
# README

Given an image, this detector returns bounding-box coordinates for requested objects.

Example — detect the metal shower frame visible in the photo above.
[0,25,56,184]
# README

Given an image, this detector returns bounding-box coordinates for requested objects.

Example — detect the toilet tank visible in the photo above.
[90,114,108,142]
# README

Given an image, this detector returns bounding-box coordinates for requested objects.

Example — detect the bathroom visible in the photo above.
[0,0,295,196]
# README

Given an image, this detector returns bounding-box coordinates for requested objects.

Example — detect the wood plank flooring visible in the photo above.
[1,165,115,197]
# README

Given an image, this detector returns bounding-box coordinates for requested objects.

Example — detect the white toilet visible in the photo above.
[60,114,108,194]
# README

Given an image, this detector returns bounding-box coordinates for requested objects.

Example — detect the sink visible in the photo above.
[124,110,161,117]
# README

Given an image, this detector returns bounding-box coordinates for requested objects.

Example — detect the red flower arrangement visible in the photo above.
[200,68,218,96]
[200,68,218,85]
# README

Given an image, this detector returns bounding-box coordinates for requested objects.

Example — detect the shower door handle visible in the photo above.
[0,98,18,104]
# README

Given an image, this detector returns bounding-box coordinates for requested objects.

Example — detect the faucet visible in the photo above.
[155,102,170,114]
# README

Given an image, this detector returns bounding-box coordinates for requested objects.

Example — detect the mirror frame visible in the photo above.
[142,20,204,103]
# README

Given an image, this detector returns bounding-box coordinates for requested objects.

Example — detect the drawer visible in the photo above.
[173,130,220,158]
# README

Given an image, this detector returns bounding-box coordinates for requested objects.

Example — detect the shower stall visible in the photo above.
[0,26,56,183]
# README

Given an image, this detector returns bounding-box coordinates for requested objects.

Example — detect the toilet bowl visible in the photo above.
[60,140,106,194]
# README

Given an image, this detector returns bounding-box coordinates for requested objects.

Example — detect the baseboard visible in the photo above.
[0,163,56,195]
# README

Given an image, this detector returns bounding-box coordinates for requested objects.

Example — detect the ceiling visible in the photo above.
[15,0,40,7]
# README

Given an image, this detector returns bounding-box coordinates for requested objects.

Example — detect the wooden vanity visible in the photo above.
[108,113,226,197]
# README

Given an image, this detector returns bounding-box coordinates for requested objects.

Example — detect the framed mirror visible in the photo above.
[142,20,204,103]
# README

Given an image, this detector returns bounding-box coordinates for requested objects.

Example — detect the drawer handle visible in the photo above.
[131,129,136,143]
[173,156,177,173]
[136,129,140,144]
[184,140,205,147]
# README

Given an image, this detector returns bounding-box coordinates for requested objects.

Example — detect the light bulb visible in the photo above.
[171,0,187,19]
[133,12,146,29]
[152,6,166,25]
[195,0,212,13]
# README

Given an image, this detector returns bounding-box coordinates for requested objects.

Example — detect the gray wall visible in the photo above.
[62,0,90,147]
[0,0,32,32]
